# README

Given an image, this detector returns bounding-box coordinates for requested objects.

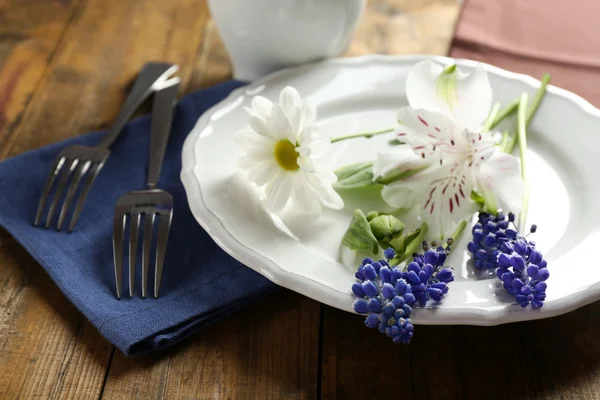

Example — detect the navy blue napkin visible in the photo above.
[0,81,278,355]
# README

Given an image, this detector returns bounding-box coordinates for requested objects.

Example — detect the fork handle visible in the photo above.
[147,78,180,188]
[97,63,179,149]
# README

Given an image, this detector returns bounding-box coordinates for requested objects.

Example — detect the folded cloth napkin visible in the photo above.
[0,80,277,356]
[451,0,600,106]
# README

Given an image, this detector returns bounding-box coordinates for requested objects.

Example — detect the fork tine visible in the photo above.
[112,211,126,299]
[45,158,79,228]
[57,161,91,231]
[34,156,66,226]
[154,211,172,298]
[141,213,154,299]
[68,161,104,232]
[129,213,140,297]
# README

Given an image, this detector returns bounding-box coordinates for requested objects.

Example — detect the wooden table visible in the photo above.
[1,0,600,399]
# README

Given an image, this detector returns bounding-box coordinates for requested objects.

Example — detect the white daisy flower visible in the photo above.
[236,86,344,213]
[378,61,523,239]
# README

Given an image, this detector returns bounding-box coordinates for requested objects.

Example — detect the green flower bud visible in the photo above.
[366,211,379,222]
[369,215,404,242]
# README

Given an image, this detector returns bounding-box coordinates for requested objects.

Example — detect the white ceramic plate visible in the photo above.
[181,55,600,325]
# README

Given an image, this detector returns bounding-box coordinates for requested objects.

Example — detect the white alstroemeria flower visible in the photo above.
[379,61,523,239]
[236,86,344,214]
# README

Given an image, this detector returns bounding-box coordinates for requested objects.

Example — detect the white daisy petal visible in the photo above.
[272,104,295,142]
[279,86,302,114]
[265,172,293,212]
[288,106,302,134]
[302,101,317,125]
[245,145,274,162]
[291,174,316,211]
[305,137,330,159]
[238,156,258,169]
[249,115,276,139]
[406,60,492,131]
[475,151,523,214]
[320,186,344,210]
[297,156,315,172]
[251,96,274,118]
[296,145,311,158]
[234,128,272,148]
[248,161,278,186]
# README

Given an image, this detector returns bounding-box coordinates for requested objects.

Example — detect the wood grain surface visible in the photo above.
[1,0,599,399]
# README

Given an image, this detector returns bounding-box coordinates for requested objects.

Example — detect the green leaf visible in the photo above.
[342,209,379,255]
[369,215,405,242]
[375,165,429,185]
[396,224,429,264]
[334,162,376,190]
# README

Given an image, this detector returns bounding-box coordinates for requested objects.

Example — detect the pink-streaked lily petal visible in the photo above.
[397,107,468,164]
[475,152,523,214]
[465,131,499,167]
[382,163,476,239]
[406,60,493,131]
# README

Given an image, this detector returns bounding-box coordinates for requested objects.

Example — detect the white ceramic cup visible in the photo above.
[208,0,366,81]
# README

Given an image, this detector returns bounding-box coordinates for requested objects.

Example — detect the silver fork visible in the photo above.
[34,62,179,232]
[112,77,180,299]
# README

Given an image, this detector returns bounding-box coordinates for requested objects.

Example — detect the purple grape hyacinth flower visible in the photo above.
[352,249,417,344]
[402,246,455,306]
[470,212,549,309]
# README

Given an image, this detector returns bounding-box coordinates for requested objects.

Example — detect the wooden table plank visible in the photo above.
[0,0,83,150]
[320,305,413,399]
[101,292,320,400]
[0,234,113,400]
[523,303,600,400]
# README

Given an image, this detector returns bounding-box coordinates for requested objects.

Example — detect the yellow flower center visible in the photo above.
[274,140,300,171]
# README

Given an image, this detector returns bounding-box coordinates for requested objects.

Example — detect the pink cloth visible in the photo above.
[450,0,600,106]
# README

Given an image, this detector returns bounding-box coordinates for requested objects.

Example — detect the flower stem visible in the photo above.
[517,93,530,229]
[527,73,551,126]
[482,103,501,132]
[330,128,395,143]
[489,100,519,131]
[499,130,510,152]
[503,73,551,154]
[444,220,467,249]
